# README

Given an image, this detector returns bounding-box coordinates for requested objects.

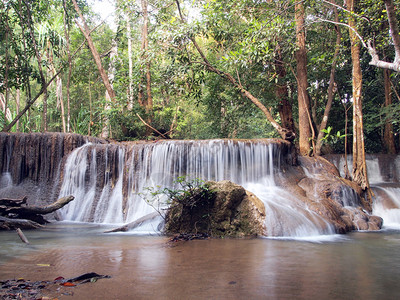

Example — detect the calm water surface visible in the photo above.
[1,223,400,299]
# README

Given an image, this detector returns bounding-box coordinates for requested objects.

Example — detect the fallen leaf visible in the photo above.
[36,264,51,267]
[53,276,64,282]
[60,282,76,287]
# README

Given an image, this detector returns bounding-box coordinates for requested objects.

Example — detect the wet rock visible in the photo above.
[164,180,265,237]
[0,132,105,208]
[290,156,383,233]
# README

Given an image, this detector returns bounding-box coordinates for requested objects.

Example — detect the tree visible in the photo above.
[368,0,400,72]
[315,1,342,156]
[295,2,312,155]
[173,0,295,141]
[71,0,116,102]
[346,0,370,194]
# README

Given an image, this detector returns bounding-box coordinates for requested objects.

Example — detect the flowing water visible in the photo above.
[327,154,400,230]
[1,223,400,299]
[57,140,334,237]
[2,137,400,298]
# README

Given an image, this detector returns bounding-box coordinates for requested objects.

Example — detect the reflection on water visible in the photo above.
[1,224,400,299]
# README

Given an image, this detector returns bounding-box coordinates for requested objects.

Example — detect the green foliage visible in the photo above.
[320,126,347,148]
[0,0,399,154]
[141,176,216,220]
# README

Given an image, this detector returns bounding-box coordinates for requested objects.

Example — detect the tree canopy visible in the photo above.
[0,0,399,155]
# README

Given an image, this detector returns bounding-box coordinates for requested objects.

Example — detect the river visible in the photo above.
[1,223,400,299]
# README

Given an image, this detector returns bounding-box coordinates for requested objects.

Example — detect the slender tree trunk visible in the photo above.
[140,0,153,133]
[383,69,396,154]
[63,0,72,132]
[57,76,66,132]
[71,0,116,102]
[16,89,20,131]
[127,14,134,110]
[275,45,295,134]
[295,2,312,155]
[48,48,66,132]
[22,0,47,132]
[88,73,92,136]
[101,40,118,139]
[347,0,370,195]
[315,3,341,155]
[4,7,10,126]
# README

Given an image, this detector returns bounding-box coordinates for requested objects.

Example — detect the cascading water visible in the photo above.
[58,140,334,237]
[327,154,400,229]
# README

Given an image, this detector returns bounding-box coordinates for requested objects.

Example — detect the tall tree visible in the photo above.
[383,69,397,153]
[295,2,312,155]
[138,0,153,129]
[63,0,72,132]
[346,0,370,195]
[315,1,342,156]
[71,0,116,102]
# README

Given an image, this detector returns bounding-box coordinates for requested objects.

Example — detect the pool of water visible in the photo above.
[1,223,400,299]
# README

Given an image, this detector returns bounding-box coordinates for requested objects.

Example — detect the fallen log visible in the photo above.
[4,195,75,216]
[16,228,30,244]
[105,212,160,233]
[0,196,27,206]
[0,216,43,230]
[0,195,75,230]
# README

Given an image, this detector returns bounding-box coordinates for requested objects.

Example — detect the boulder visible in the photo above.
[164,180,265,237]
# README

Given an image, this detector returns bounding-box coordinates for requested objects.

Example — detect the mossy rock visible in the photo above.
[164,180,266,237]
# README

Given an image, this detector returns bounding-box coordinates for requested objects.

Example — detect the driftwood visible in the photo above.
[0,196,27,206]
[16,228,30,244]
[0,216,43,230]
[4,196,74,215]
[0,195,74,230]
[105,212,160,233]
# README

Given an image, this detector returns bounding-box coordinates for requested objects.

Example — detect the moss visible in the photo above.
[164,180,266,238]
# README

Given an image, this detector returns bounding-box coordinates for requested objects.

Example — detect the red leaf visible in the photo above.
[53,276,64,282]
[60,282,76,287]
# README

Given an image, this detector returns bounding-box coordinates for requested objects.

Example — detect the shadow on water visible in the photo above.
[1,223,400,299]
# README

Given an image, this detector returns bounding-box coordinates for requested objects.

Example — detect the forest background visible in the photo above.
[1,0,399,158]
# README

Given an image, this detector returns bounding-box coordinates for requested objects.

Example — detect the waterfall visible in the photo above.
[327,154,400,228]
[57,140,334,237]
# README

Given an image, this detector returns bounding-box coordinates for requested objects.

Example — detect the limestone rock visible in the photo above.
[164,180,265,237]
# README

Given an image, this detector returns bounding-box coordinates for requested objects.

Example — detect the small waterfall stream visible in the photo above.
[327,154,400,229]
[57,140,333,237]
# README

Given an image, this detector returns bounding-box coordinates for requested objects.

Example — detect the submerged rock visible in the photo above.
[164,180,265,237]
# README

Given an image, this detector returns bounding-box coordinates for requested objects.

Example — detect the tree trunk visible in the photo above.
[63,0,72,132]
[315,2,341,156]
[127,14,134,110]
[16,89,20,131]
[275,45,295,134]
[71,0,116,102]
[295,3,312,155]
[383,69,397,154]
[101,40,118,139]
[368,0,400,72]
[347,0,370,196]
[0,196,74,229]
[140,0,153,133]
[3,8,10,127]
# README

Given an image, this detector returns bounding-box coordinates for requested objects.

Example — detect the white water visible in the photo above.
[373,187,400,229]
[328,155,400,228]
[57,140,335,237]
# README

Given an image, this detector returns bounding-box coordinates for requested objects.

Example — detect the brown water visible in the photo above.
[1,224,400,299]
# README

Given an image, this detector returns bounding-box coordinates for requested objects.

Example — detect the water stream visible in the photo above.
[1,224,400,299]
